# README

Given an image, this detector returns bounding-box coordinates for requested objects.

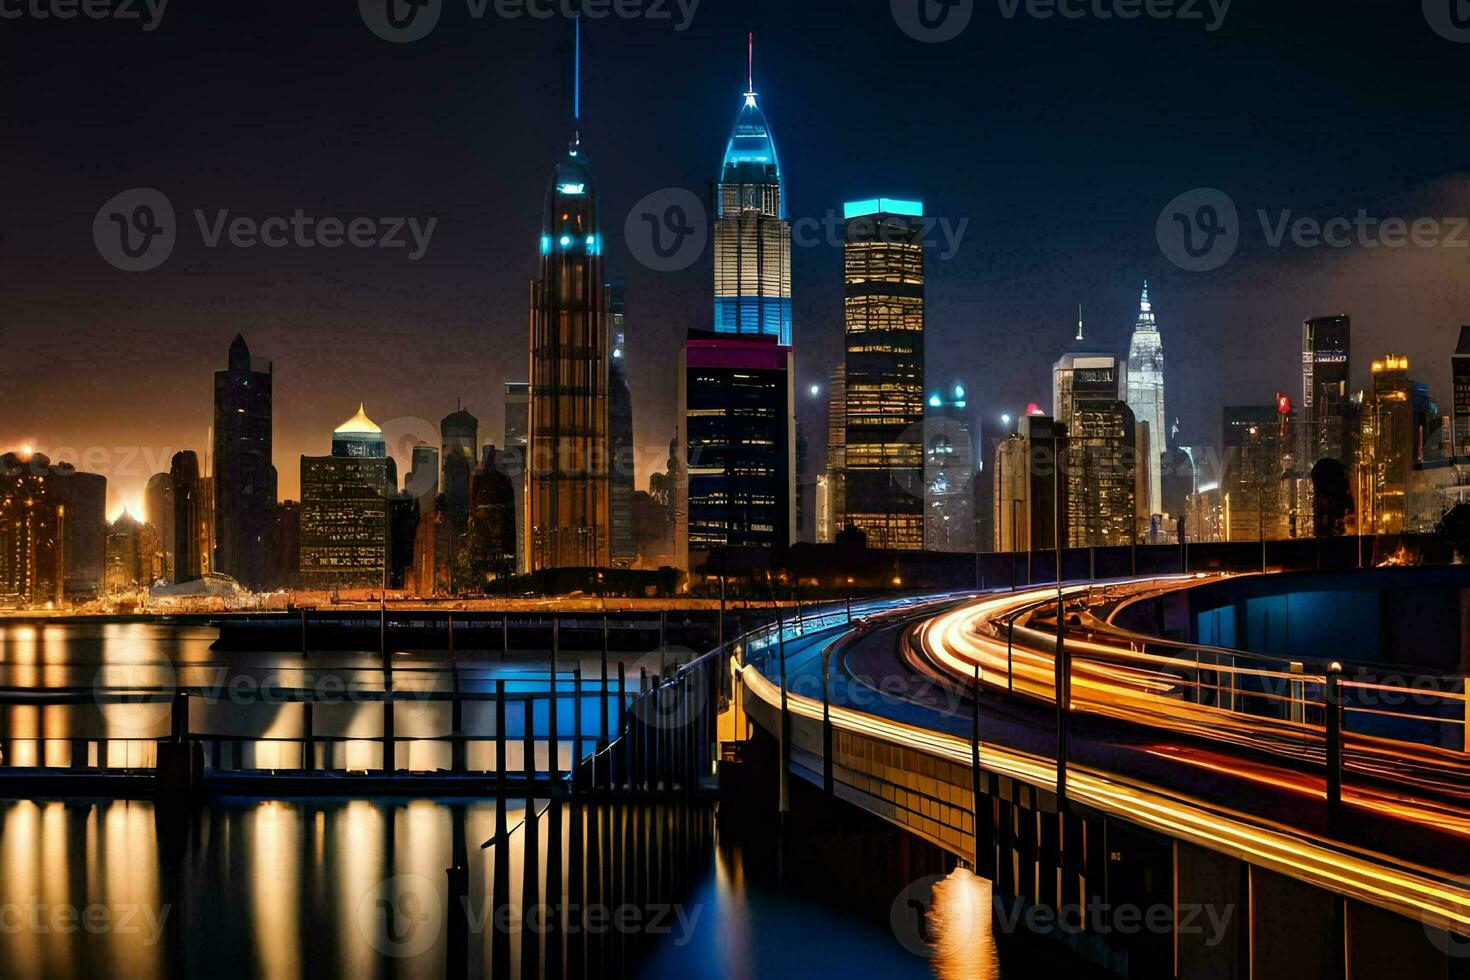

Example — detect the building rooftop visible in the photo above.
[335,404,381,435]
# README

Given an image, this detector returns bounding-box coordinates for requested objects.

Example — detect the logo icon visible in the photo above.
[1156,188,1239,272]
[891,0,974,43]
[360,0,442,44]
[890,874,946,956]
[358,874,442,958]
[628,647,708,732]
[1425,0,1470,41]
[94,188,175,272]
[92,651,178,738]
[624,188,708,272]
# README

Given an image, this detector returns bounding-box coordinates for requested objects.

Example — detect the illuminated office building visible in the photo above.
[1066,399,1138,549]
[213,334,275,590]
[1222,406,1286,543]
[1359,356,1443,534]
[1126,281,1167,520]
[1302,315,1352,468]
[105,511,144,592]
[300,406,394,590]
[993,415,1066,555]
[818,364,846,543]
[607,278,635,565]
[843,198,926,550]
[527,23,610,571]
[679,331,795,566]
[0,452,65,608]
[713,39,791,345]
[923,385,975,553]
[1454,327,1470,459]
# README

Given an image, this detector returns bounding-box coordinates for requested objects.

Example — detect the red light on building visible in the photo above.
[1026,402,1044,416]
[1277,394,1291,416]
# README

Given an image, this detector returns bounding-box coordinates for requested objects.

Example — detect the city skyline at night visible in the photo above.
[5,3,1470,523]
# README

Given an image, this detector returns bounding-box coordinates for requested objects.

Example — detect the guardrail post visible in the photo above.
[1055,596,1068,804]
[502,613,509,659]
[523,695,536,786]
[822,649,834,796]
[171,687,189,743]
[1289,661,1305,723]
[971,662,984,869]
[617,662,627,790]
[451,668,466,775]
[777,607,789,817]
[549,620,560,783]
[496,680,507,798]
[303,699,315,771]
[1325,662,1343,822]
[1007,617,1015,693]
[572,667,583,796]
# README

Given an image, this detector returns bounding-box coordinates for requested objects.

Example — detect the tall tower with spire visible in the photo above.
[677,35,796,570]
[528,16,611,571]
[713,34,792,344]
[1126,281,1167,519]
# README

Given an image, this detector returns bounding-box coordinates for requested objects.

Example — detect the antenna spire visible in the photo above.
[1076,304,1084,342]
[574,15,582,124]
[747,32,754,94]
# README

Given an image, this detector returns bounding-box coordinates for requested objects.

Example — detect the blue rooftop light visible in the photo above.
[558,182,586,195]
[929,394,942,408]
[954,385,965,400]
[559,235,572,248]
[844,198,925,220]
[540,235,551,255]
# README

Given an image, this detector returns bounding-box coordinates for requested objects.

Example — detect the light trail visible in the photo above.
[734,646,1470,937]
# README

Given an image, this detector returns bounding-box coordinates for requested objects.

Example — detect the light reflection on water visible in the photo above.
[0,797,1035,979]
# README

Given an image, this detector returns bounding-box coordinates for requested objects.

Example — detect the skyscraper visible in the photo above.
[1126,281,1167,520]
[0,452,65,608]
[213,335,275,590]
[819,364,847,544]
[843,198,926,550]
[503,382,530,574]
[713,35,792,345]
[678,49,796,570]
[993,415,1066,556]
[300,406,393,590]
[466,446,518,585]
[1302,315,1352,466]
[145,472,174,583]
[1453,327,1470,459]
[441,407,478,536]
[607,277,635,565]
[924,385,976,553]
[47,465,106,598]
[680,331,796,566]
[1222,406,1285,543]
[406,442,439,516]
[527,21,610,572]
[169,451,203,583]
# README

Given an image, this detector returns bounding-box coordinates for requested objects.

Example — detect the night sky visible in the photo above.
[3,0,1469,519]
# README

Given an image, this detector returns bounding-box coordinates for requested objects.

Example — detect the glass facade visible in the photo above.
[212,335,275,590]
[300,408,392,589]
[1302,315,1352,467]
[843,202,925,550]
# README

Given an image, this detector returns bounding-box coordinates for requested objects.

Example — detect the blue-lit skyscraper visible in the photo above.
[713,38,792,345]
